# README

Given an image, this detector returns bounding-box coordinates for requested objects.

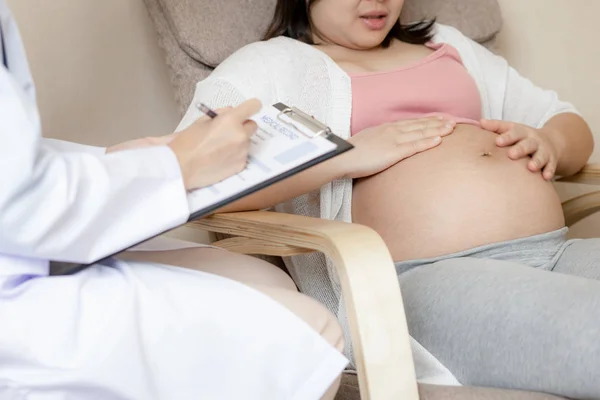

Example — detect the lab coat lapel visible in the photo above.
[0,0,36,103]
[0,20,7,68]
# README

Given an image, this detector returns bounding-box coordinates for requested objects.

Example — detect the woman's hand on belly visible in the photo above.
[481,119,560,180]
[216,116,455,213]
[341,116,456,179]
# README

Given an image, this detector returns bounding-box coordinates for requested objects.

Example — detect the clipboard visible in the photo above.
[49,103,353,275]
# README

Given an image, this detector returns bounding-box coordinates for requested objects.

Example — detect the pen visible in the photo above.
[196,103,218,119]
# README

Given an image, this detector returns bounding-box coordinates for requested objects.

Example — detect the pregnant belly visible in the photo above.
[351,124,565,262]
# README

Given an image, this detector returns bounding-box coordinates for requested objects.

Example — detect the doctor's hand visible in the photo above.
[168,99,261,190]
[481,119,559,181]
[342,116,455,179]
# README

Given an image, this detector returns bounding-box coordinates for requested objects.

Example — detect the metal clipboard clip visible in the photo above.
[273,102,332,139]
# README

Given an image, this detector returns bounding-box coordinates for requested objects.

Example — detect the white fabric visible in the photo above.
[1,261,348,400]
[177,23,579,385]
[0,1,347,398]
[42,137,107,157]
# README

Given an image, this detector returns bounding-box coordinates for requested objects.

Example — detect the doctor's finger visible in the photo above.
[192,107,233,124]
[242,120,259,136]
[224,99,263,122]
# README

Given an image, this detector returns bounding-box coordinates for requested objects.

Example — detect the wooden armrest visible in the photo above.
[562,191,600,226]
[186,211,419,400]
[557,163,600,185]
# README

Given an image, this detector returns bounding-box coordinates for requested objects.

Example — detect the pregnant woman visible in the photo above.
[176,0,599,397]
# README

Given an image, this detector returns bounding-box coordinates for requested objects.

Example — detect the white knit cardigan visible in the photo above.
[176,24,579,385]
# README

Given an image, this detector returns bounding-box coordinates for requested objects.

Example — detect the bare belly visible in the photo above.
[351,124,565,262]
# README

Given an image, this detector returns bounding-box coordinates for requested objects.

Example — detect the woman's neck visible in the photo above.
[315,38,400,60]
[312,39,434,75]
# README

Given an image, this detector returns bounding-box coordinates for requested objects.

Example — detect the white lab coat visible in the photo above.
[0,2,347,399]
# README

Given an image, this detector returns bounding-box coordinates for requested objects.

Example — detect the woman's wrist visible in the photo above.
[541,113,593,176]
[325,150,353,180]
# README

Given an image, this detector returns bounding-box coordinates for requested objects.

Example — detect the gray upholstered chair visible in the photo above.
[142,0,598,398]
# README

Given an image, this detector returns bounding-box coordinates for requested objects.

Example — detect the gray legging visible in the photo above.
[395,228,600,400]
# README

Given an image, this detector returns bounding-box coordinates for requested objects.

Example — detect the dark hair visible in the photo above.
[263,0,436,48]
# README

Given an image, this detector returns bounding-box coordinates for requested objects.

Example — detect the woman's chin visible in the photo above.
[348,36,388,50]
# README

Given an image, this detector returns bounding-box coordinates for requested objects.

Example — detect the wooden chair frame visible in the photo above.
[184,163,600,400]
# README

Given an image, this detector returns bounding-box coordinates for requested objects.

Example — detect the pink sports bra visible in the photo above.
[350,43,482,136]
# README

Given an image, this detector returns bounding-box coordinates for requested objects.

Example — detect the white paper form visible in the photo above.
[187,104,338,214]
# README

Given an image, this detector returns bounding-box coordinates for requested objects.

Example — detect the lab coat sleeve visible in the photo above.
[43,137,107,156]
[0,67,190,264]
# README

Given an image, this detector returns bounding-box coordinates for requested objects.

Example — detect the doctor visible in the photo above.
[0,2,347,399]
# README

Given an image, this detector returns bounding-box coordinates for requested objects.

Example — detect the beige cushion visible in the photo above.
[157,0,502,69]
[157,0,277,68]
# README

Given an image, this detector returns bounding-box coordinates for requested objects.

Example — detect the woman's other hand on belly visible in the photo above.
[481,119,560,181]
[341,117,456,179]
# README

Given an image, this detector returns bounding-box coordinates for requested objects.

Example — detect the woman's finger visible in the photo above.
[393,125,453,144]
[395,116,446,126]
[399,136,443,158]
[508,137,538,160]
[396,116,454,129]
[542,156,557,180]
[402,119,456,134]
[528,146,550,172]
[496,127,528,147]
[480,119,515,134]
